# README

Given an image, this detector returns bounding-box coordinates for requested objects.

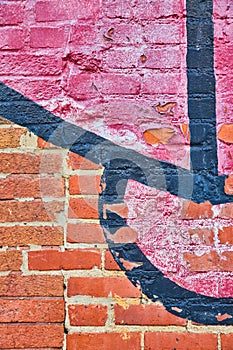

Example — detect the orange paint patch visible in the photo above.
[104,227,138,244]
[119,258,142,270]
[179,123,190,141]
[224,175,233,195]
[216,313,232,322]
[155,102,177,116]
[143,128,176,146]
[218,124,233,143]
[103,203,129,219]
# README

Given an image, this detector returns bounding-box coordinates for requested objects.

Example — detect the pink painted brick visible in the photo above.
[213,0,229,18]
[30,27,66,48]
[0,3,24,25]
[215,45,233,73]
[133,0,184,19]
[35,0,100,22]
[140,47,183,69]
[102,0,133,18]
[101,22,143,45]
[69,25,97,46]
[142,73,183,95]
[0,54,63,76]
[143,23,183,44]
[97,73,140,95]
[66,73,99,100]
[0,29,25,50]
[103,48,139,69]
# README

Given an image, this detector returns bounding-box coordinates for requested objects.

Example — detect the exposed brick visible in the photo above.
[0,28,25,50]
[0,275,63,296]
[67,223,105,243]
[115,304,186,326]
[0,200,63,222]
[0,153,62,174]
[69,175,101,195]
[67,152,101,170]
[218,226,233,244]
[0,127,26,148]
[0,54,63,76]
[0,299,64,322]
[67,333,141,350]
[68,304,108,326]
[221,334,233,350]
[104,250,121,270]
[183,251,219,272]
[69,198,99,219]
[0,3,24,25]
[181,200,213,219]
[28,249,101,270]
[0,325,64,348]
[144,332,217,350]
[68,277,141,298]
[0,175,64,199]
[219,252,233,271]
[0,226,63,246]
[30,27,66,48]
[0,251,22,271]
[219,203,233,219]
[188,228,214,245]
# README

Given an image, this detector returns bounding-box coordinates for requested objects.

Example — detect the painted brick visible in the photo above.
[101,22,143,45]
[140,47,182,69]
[181,200,213,219]
[0,200,63,222]
[0,251,22,271]
[0,275,63,296]
[69,24,97,45]
[143,23,183,44]
[102,0,133,18]
[67,152,102,170]
[0,299,64,322]
[0,28,25,50]
[30,27,66,48]
[0,226,63,246]
[68,304,108,326]
[97,73,140,95]
[133,0,183,19]
[67,333,141,350]
[0,325,64,349]
[35,0,100,21]
[0,175,64,199]
[0,153,62,174]
[28,249,101,270]
[66,73,99,100]
[104,250,121,270]
[115,305,186,326]
[142,73,182,95]
[183,251,219,272]
[144,332,217,350]
[188,228,214,245]
[69,175,101,195]
[68,277,141,298]
[69,198,99,219]
[67,223,105,243]
[0,54,63,76]
[0,3,24,25]
[103,48,139,69]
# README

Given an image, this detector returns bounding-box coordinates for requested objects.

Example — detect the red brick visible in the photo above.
[221,334,233,350]
[69,175,101,195]
[67,152,101,170]
[67,223,105,243]
[0,325,63,348]
[181,200,213,219]
[144,332,217,350]
[67,333,140,350]
[0,251,22,271]
[0,127,26,148]
[30,27,66,48]
[0,226,63,246]
[218,226,233,244]
[188,228,214,245]
[0,175,64,199]
[0,28,25,50]
[0,54,63,76]
[0,200,63,222]
[143,23,183,44]
[68,304,108,326]
[0,3,24,25]
[219,252,233,271]
[219,203,233,219]
[28,249,101,270]
[104,250,121,270]
[35,0,100,21]
[142,73,182,95]
[115,304,186,326]
[0,153,62,174]
[0,275,63,296]
[69,198,99,219]
[68,277,141,298]
[183,251,219,272]
[0,299,64,322]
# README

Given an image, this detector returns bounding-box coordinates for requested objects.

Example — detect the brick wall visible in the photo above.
[1,0,233,349]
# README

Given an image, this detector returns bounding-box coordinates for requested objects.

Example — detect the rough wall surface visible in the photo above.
[1,0,233,349]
